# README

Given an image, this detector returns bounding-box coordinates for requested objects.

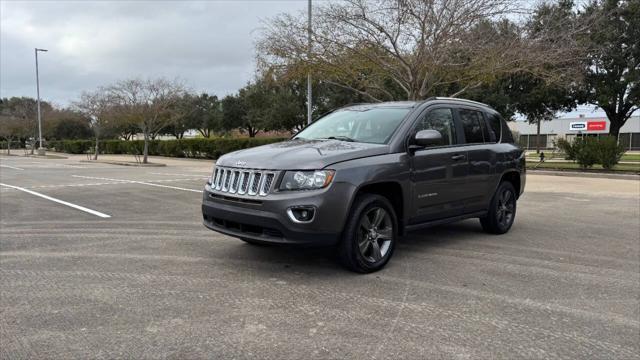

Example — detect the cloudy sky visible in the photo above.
[1,0,307,107]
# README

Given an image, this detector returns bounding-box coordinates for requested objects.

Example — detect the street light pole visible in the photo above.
[35,48,48,155]
[307,0,312,125]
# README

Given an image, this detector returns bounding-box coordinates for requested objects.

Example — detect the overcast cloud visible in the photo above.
[0,0,306,106]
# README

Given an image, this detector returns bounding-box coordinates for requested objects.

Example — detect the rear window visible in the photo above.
[501,119,515,143]
[459,109,486,144]
[487,113,502,143]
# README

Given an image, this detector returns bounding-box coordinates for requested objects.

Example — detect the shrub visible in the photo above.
[46,137,287,159]
[596,136,625,169]
[573,137,599,169]
[47,140,94,154]
[555,138,576,160]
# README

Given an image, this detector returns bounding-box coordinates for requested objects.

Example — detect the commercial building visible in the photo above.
[509,115,640,150]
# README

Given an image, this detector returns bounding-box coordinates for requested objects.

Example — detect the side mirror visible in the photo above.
[414,129,442,147]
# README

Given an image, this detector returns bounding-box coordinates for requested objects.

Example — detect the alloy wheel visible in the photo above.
[496,188,515,228]
[357,207,393,263]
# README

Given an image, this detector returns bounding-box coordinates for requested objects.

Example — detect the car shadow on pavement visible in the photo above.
[215,219,487,276]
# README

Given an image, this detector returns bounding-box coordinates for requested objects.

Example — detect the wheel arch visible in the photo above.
[352,181,406,235]
[498,170,521,199]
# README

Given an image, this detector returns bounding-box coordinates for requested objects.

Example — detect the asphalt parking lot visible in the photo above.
[1,154,639,359]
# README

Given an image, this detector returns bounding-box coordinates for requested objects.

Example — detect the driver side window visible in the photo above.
[416,108,456,146]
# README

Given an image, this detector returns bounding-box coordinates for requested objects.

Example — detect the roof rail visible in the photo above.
[429,97,490,107]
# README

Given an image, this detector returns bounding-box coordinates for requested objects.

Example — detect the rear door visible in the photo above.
[408,107,468,223]
[457,107,496,213]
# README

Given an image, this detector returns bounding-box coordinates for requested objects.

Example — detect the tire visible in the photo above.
[338,194,398,273]
[480,181,517,234]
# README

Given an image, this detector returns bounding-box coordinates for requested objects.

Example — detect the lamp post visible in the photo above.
[35,48,48,156]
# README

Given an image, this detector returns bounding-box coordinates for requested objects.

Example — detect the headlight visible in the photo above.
[280,170,335,191]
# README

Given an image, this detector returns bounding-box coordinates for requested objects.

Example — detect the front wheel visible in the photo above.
[338,194,397,273]
[480,181,517,234]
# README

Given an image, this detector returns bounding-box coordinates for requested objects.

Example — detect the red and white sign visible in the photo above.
[569,120,607,132]
[587,121,606,131]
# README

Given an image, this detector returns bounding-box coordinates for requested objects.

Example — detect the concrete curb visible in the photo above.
[527,169,640,180]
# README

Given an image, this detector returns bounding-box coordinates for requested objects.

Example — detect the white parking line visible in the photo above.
[0,164,24,170]
[72,175,202,193]
[0,182,111,218]
[149,172,210,177]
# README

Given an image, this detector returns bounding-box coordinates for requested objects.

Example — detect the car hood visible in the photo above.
[216,139,389,170]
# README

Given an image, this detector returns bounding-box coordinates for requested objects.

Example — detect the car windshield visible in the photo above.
[294,107,411,144]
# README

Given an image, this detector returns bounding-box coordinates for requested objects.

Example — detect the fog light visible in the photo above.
[287,206,316,223]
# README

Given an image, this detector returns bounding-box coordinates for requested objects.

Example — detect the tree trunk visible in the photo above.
[7,138,11,155]
[608,117,624,137]
[143,129,149,164]
[94,135,99,160]
[535,119,542,154]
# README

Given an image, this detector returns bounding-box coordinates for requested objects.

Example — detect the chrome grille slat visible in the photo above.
[248,172,262,195]
[237,172,248,195]
[212,167,276,196]
[229,171,240,193]
[260,173,274,196]
[222,170,230,191]
[212,168,219,188]
[214,168,223,190]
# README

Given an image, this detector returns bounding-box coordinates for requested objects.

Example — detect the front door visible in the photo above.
[409,107,468,224]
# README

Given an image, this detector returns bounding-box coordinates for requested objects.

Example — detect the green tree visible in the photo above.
[221,82,271,137]
[578,0,639,136]
[44,109,93,140]
[183,93,223,138]
[0,97,53,153]
[465,1,579,152]
[0,100,29,154]
[468,72,575,152]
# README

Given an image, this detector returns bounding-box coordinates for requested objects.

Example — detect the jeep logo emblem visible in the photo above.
[235,161,247,167]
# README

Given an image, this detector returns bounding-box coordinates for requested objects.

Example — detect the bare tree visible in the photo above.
[258,0,587,101]
[106,78,186,163]
[75,88,113,160]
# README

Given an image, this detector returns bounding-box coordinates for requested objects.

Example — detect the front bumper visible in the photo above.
[201,182,354,246]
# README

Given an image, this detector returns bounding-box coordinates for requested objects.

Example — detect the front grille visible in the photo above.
[212,167,276,197]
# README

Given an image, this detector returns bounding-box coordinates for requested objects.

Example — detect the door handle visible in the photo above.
[451,154,466,161]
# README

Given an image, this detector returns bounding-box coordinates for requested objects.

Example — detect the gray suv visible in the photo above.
[202,98,525,272]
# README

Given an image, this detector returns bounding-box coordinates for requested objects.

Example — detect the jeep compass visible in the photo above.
[202,98,525,272]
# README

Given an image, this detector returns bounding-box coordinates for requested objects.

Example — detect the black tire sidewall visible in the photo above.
[489,182,517,234]
[339,194,398,273]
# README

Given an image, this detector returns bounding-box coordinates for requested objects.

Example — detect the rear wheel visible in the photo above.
[480,181,517,234]
[338,194,397,273]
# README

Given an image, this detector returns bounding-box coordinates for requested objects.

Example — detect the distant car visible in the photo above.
[202,98,526,272]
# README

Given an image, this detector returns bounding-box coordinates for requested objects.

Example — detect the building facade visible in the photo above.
[509,115,640,150]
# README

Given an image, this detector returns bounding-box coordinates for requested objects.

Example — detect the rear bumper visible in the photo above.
[201,182,354,246]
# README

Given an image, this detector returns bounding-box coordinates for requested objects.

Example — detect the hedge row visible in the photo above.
[46,138,287,159]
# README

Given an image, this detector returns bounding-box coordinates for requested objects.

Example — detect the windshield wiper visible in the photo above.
[326,136,355,142]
